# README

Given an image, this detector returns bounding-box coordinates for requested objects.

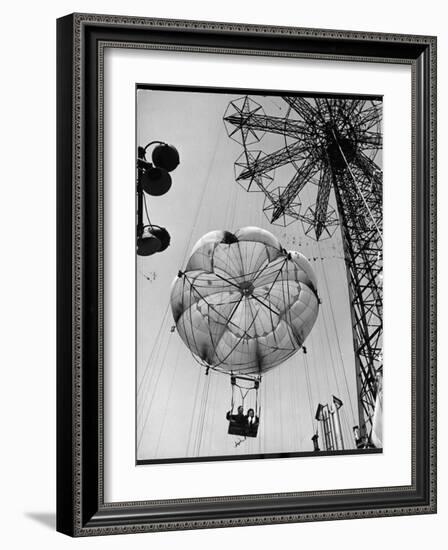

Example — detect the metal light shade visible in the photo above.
[149,226,171,251]
[141,167,172,196]
[151,144,180,172]
[137,233,162,256]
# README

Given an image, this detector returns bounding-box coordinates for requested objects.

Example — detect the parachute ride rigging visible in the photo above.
[170,226,320,438]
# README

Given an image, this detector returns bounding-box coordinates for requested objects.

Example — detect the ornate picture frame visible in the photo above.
[56,13,437,536]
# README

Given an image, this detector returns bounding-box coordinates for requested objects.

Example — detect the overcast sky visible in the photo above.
[136,88,371,462]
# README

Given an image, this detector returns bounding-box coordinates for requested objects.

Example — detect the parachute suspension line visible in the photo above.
[136,327,165,430]
[288,356,297,449]
[260,380,265,454]
[279,260,295,448]
[297,373,302,451]
[289,363,296,449]
[341,404,354,450]
[313,293,332,400]
[137,324,161,425]
[137,302,170,395]
[275,364,283,448]
[203,374,219,453]
[303,352,315,439]
[237,386,252,410]
[178,120,223,270]
[192,378,205,457]
[231,376,261,416]
[280,256,305,449]
[297,356,305,449]
[267,96,285,112]
[332,129,383,242]
[194,373,211,457]
[200,373,212,456]
[137,302,172,438]
[307,331,323,434]
[321,255,357,426]
[153,342,183,457]
[228,160,239,231]
[139,328,170,431]
[255,386,260,419]
[186,367,202,457]
[314,255,343,401]
[282,256,300,351]
[181,274,223,371]
[137,318,173,451]
[137,301,171,398]
[309,238,336,405]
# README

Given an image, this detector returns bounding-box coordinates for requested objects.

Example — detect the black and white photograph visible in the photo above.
[136,87,383,464]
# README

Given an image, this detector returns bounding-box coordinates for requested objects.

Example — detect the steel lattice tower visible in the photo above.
[223,95,383,440]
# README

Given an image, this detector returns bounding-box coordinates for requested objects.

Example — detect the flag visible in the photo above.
[315,403,325,421]
[332,395,343,409]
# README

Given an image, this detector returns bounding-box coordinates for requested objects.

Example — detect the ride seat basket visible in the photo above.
[227,421,259,438]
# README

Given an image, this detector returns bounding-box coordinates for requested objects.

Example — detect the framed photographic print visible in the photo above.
[56,13,437,536]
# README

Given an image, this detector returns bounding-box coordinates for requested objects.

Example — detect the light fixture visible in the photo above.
[136,141,180,256]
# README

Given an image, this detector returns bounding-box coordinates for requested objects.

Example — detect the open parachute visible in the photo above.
[170,227,319,377]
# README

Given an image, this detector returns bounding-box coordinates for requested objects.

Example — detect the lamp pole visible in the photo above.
[136,141,180,256]
[136,146,146,239]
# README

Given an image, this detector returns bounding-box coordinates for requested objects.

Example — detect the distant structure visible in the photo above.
[314,396,345,451]
[224,95,383,443]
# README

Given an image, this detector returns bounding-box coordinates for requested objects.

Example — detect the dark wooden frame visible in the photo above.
[57,13,437,537]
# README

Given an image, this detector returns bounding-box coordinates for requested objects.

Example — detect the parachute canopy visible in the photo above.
[171,227,319,376]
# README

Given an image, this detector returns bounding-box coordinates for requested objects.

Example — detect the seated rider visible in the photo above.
[226,405,245,425]
[245,408,259,427]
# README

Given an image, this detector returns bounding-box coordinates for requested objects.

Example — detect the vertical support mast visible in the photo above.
[332,396,345,450]
[329,153,382,435]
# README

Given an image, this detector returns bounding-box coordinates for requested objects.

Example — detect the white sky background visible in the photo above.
[136,89,369,461]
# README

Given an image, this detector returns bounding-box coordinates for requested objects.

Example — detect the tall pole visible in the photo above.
[329,406,338,450]
[137,147,145,239]
[333,402,345,450]
[324,406,335,450]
